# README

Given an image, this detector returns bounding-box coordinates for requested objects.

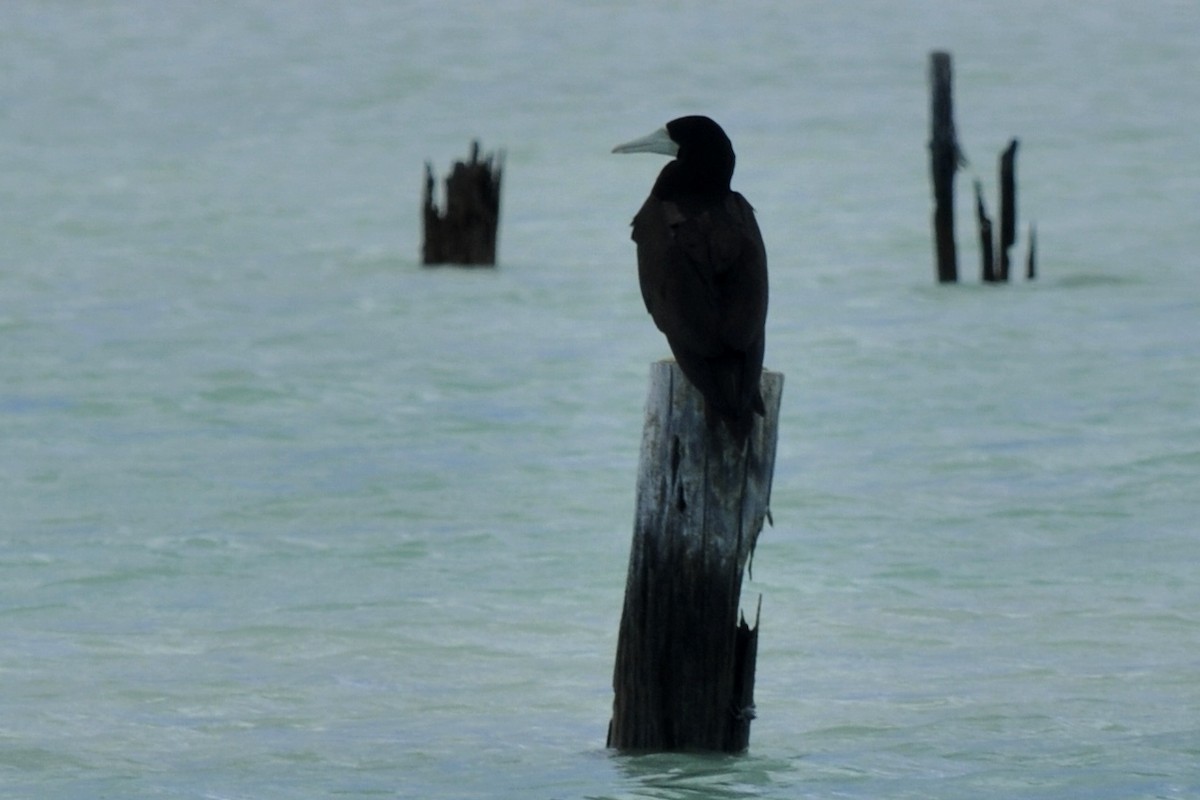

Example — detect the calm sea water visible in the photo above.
[3,2,1200,798]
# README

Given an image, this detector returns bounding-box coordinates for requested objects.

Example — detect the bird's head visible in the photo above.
[613,115,735,196]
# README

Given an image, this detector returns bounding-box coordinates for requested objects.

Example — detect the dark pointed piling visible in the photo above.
[997,138,1019,281]
[1026,222,1037,280]
[929,51,961,284]
[608,360,783,753]
[421,140,503,266]
[974,179,997,283]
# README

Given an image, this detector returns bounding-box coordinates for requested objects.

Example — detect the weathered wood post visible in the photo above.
[421,140,503,266]
[997,138,1019,281]
[929,51,961,284]
[974,179,997,283]
[608,360,783,753]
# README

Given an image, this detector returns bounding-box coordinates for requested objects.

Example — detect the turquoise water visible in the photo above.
[3,3,1199,797]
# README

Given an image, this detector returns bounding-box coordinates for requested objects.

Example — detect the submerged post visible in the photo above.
[929,51,960,283]
[997,138,1019,281]
[974,179,997,283]
[608,360,783,753]
[421,140,503,266]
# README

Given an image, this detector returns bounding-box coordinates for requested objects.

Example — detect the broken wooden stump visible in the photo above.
[421,140,503,266]
[928,53,1040,285]
[608,360,783,753]
[929,51,961,284]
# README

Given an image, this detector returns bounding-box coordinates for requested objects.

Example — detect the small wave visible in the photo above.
[1050,273,1140,289]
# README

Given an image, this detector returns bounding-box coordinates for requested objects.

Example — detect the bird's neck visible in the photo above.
[652,158,732,201]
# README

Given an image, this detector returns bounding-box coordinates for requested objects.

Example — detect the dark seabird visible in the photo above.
[613,115,768,439]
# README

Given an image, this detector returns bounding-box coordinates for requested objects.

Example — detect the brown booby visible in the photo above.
[613,115,768,439]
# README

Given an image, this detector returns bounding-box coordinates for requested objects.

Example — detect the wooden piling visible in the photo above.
[974,179,997,284]
[929,51,961,284]
[421,141,503,266]
[997,138,1018,281]
[608,360,783,753]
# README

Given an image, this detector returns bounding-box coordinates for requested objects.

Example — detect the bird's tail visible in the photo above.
[703,383,763,442]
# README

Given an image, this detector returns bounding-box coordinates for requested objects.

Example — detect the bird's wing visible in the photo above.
[717,192,769,351]
[631,194,766,357]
